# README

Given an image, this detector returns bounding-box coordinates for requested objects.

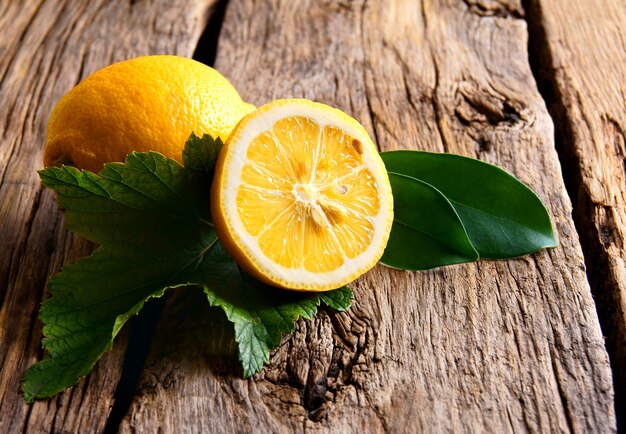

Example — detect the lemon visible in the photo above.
[43,55,254,172]
[211,99,394,291]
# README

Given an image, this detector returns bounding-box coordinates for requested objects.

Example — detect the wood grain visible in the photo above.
[119,0,616,432]
[0,0,217,432]
[525,0,626,425]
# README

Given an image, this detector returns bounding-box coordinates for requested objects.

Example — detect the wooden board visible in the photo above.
[0,0,619,432]
[525,0,626,426]
[118,0,616,432]
[0,1,217,432]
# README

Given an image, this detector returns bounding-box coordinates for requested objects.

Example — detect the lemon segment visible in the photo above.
[211,99,393,291]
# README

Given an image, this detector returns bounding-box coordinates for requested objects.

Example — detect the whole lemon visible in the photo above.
[43,55,254,172]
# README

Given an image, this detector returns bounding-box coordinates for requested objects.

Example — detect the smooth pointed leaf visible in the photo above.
[381,172,478,269]
[381,151,557,258]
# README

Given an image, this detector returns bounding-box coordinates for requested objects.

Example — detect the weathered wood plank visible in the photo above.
[0,0,217,432]
[120,0,616,432]
[525,0,626,426]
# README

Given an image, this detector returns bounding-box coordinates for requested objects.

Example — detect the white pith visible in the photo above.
[219,100,393,289]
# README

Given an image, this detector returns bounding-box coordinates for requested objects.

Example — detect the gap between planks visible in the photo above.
[523,0,626,429]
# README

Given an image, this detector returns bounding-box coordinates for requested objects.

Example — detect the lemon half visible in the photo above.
[211,99,394,291]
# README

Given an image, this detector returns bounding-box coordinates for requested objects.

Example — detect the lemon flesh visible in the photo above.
[212,99,394,291]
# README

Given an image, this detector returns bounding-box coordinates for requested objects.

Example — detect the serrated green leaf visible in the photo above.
[38,152,212,250]
[381,151,557,259]
[24,137,353,401]
[182,132,223,174]
[24,151,219,402]
[201,243,352,377]
[319,286,353,312]
[381,173,478,270]
[22,250,190,402]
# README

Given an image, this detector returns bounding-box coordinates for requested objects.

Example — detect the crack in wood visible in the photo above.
[454,83,525,127]
[261,307,380,424]
[103,297,167,434]
[549,351,576,433]
[522,0,624,430]
[192,0,229,66]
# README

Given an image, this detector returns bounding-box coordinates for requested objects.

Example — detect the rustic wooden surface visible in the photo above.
[0,0,621,433]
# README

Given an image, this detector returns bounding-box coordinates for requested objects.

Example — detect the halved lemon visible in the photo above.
[211,99,394,291]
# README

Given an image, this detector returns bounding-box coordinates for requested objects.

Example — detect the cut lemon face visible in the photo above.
[211,99,394,291]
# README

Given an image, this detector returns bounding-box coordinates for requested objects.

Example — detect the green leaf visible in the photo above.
[182,132,223,174]
[24,152,219,402]
[22,250,192,402]
[381,173,478,270]
[38,152,212,249]
[24,136,353,401]
[381,151,557,258]
[201,245,352,377]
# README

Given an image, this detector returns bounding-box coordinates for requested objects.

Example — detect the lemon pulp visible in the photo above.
[237,116,380,273]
